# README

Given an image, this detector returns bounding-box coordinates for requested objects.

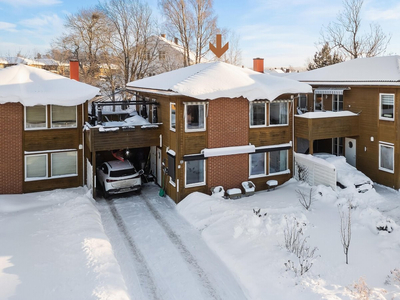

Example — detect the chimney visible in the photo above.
[253,58,264,73]
[161,33,166,38]
[174,37,179,45]
[69,59,79,81]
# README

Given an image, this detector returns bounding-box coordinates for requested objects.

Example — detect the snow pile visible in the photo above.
[0,188,129,300]
[178,178,400,299]
[297,111,358,119]
[127,61,312,101]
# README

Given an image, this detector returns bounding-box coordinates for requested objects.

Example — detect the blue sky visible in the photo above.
[0,0,399,68]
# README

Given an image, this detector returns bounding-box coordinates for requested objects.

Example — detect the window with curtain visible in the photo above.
[249,152,266,177]
[185,160,205,186]
[185,104,205,131]
[380,94,394,120]
[25,154,47,180]
[379,143,394,173]
[269,150,288,174]
[51,151,77,176]
[51,105,77,128]
[25,105,47,129]
[250,102,266,127]
[270,102,288,125]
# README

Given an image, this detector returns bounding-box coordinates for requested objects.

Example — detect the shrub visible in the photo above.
[296,188,315,210]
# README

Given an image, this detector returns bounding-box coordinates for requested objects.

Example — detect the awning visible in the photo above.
[255,142,292,153]
[202,145,255,157]
[314,87,350,95]
[183,154,206,161]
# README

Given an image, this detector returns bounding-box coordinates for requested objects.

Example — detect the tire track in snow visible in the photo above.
[141,193,222,300]
[108,199,161,300]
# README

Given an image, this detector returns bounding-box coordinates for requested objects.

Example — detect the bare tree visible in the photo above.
[340,201,352,264]
[321,0,390,59]
[217,29,242,66]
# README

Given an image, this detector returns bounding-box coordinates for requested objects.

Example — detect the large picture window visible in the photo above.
[51,105,77,128]
[379,143,394,173]
[269,150,288,174]
[185,160,205,187]
[250,102,266,127]
[25,154,47,180]
[249,152,266,177]
[185,104,205,131]
[25,105,47,129]
[51,151,77,177]
[270,102,288,125]
[380,94,394,120]
[170,103,176,131]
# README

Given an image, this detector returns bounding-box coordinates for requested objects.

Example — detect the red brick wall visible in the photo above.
[208,98,249,189]
[0,103,23,193]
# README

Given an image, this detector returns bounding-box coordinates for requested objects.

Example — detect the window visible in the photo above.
[167,151,176,184]
[51,151,77,177]
[159,51,166,60]
[170,103,176,131]
[185,160,205,187]
[298,94,307,112]
[270,102,288,125]
[25,154,47,180]
[249,152,266,177]
[314,94,323,111]
[185,104,205,131]
[25,105,47,129]
[379,143,394,173]
[269,150,288,174]
[333,95,343,112]
[51,105,77,128]
[332,137,344,156]
[380,94,394,120]
[250,102,266,127]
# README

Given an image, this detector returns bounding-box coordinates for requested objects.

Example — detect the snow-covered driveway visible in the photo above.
[96,183,247,300]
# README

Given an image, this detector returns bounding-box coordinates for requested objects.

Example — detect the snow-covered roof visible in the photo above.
[288,56,400,86]
[296,111,358,119]
[127,62,312,101]
[35,58,60,66]
[0,64,100,106]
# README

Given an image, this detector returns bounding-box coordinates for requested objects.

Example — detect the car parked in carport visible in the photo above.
[97,160,143,198]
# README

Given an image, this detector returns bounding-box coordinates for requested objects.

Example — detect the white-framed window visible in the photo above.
[379,143,394,173]
[250,102,266,127]
[332,137,344,156]
[185,103,206,132]
[25,105,47,130]
[51,105,77,128]
[270,102,288,126]
[170,103,176,131]
[185,160,206,187]
[380,94,394,121]
[298,94,307,112]
[333,95,344,112]
[269,150,289,174]
[25,154,47,181]
[51,151,78,177]
[249,152,266,178]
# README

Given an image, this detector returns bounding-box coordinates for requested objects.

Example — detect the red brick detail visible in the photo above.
[0,103,23,193]
[207,98,249,189]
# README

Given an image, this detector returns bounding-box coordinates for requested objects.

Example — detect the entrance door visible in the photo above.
[345,138,356,167]
[157,147,162,186]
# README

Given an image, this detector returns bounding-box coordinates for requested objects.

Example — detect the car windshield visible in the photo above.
[110,168,136,177]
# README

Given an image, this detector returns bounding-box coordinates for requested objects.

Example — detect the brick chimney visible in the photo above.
[174,37,179,45]
[253,58,264,73]
[161,33,166,38]
[70,59,79,81]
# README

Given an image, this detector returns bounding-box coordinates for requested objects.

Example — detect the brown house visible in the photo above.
[110,60,311,203]
[0,62,99,194]
[289,55,400,189]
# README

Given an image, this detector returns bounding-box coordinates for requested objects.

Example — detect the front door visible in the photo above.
[345,138,356,167]
[157,147,162,186]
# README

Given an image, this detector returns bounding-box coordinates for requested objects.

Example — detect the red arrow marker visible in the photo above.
[209,34,229,58]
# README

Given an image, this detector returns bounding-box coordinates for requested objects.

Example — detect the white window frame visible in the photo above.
[184,103,206,132]
[249,152,267,178]
[268,150,290,175]
[379,142,394,173]
[51,151,78,178]
[51,105,78,129]
[249,102,267,128]
[379,93,395,121]
[298,94,308,112]
[269,102,289,127]
[185,160,206,187]
[24,105,48,130]
[25,154,48,181]
[170,102,176,132]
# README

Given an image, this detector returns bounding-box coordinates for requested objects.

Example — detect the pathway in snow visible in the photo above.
[96,183,247,300]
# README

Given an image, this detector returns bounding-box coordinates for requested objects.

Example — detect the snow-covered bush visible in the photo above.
[253,208,267,218]
[385,268,400,286]
[376,218,394,233]
[347,277,387,299]
[296,188,315,210]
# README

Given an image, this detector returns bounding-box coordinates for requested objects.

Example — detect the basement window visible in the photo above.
[269,150,289,174]
[185,103,205,131]
[380,94,394,121]
[185,159,205,187]
[379,143,394,173]
[249,152,266,177]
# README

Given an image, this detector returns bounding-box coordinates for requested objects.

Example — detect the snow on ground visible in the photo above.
[177,180,400,299]
[0,187,129,300]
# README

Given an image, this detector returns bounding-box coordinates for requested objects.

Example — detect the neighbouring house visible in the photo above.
[0,61,99,194]
[100,59,311,203]
[288,55,400,189]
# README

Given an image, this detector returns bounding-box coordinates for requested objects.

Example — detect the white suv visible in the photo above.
[97,160,143,198]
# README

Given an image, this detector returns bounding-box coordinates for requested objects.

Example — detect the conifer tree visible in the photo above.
[307,43,343,70]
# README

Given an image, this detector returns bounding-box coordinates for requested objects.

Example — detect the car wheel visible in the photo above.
[102,185,110,199]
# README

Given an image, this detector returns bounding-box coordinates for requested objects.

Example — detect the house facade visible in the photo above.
[289,56,400,189]
[0,62,99,194]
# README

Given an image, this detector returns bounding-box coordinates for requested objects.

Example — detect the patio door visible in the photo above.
[345,138,356,167]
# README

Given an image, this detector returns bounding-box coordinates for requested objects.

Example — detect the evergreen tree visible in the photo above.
[307,43,343,70]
